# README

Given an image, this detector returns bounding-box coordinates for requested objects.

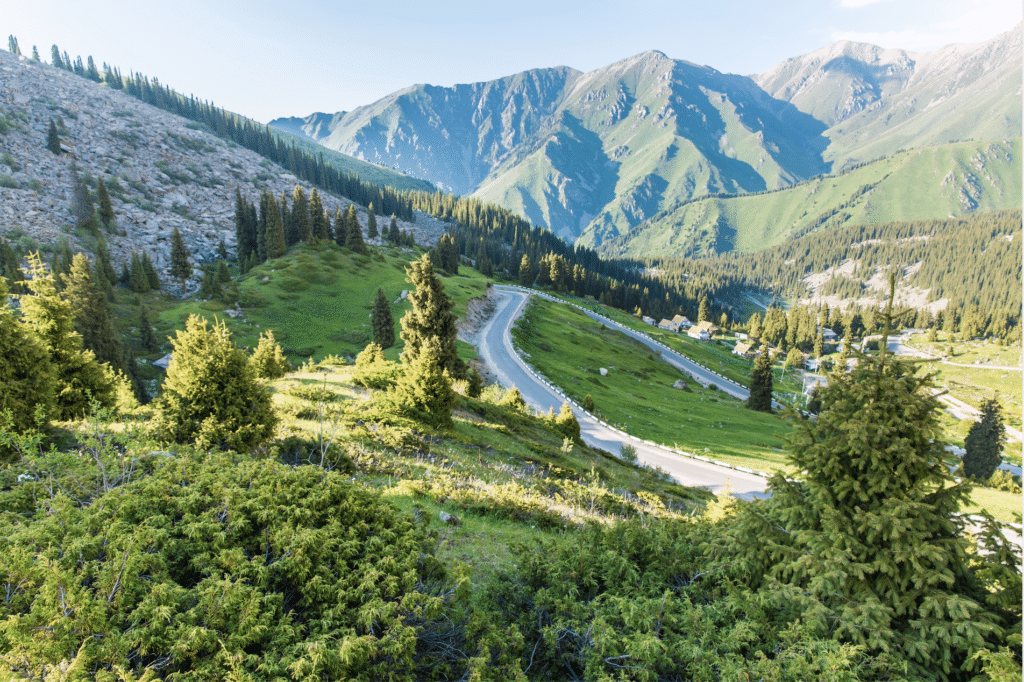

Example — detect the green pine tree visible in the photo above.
[366,203,378,240]
[309,189,328,243]
[46,119,61,155]
[170,227,191,283]
[265,197,286,259]
[19,254,118,419]
[96,177,114,228]
[139,304,158,352]
[141,251,160,290]
[94,236,117,288]
[437,233,458,274]
[129,252,149,294]
[698,295,711,323]
[518,254,533,286]
[291,186,310,244]
[157,315,277,451]
[371,288,395,349]
[728,282,1011,679]
[963,397,1006,480]
[250,330,291,379]
[61,253,123,371]
[399,254,466,379]
[333,208,346,248]
[391,337,458,429]
[0,278,54,436]
[344,205,367,254]
[0,237,26,293]
[746,350,773,412]
[388,214,399,243]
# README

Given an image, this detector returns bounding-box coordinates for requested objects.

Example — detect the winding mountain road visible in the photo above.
[477,287,768,500]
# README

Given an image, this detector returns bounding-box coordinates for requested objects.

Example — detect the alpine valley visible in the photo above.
[271,24,1022,253]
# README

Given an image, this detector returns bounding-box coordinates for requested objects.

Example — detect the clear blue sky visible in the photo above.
[5,0,1020,123]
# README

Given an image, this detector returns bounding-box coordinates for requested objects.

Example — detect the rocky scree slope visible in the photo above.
[0,50,445,295]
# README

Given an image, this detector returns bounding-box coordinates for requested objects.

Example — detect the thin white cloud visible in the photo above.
[830,0,1020,51]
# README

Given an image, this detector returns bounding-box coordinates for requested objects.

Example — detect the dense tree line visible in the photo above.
[642,210,1022,339]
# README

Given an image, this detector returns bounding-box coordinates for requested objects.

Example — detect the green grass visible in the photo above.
[904,331,1022,462]
[600,139,1022,258]
[962,486,1023,524]
[513,297,796,474]
[127,243,491,366]
[546,292,804,397]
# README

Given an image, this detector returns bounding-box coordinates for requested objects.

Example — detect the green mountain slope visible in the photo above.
[596,138,1022,258]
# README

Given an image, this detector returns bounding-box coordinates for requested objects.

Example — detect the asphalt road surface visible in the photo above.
[478,288,768,500]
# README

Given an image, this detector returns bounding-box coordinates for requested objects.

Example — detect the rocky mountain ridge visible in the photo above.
[272,25,1022,248]
[0,50,446,295]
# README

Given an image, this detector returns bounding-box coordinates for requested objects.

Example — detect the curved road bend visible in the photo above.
[478,288,768,500]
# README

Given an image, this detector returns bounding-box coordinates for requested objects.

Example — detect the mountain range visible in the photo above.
[271,24,1022,250]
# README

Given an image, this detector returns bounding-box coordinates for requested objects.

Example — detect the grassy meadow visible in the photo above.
[512,297,797,474]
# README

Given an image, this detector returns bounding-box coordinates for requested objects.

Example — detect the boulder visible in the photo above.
[439,511,462,526]
[673,380,688,390]
[599,367,608,376]
[153,353,173,371]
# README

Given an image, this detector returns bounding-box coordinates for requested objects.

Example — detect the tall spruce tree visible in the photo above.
[291,186,310,244]
[62,253,123,371]
[141,251,160,290]
[256,191,269,262]
[746,350,773,412]
[366,203,378,240]
[399,254,466,379]
[138,303,158,352]
[96,177,114,228]
[0,237,26,293]
[437,233,458,274]
[170,228,191,283]
[727,284,1010,679]
[309,188,328,243]
[129,252,150,294]
[388,214,399,243]
[371,288,395,349]
[333,208,345,248]
[963,397,1006,480]
[265,196,286,259]
[71,172,97,233]
[19,254,117,419]
[344,204,367,254]
[94,236,117,288]
[0,278,54,435]
[46,119,61,155]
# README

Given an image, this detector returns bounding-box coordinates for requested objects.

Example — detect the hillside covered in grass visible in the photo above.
[594,139,1022,258]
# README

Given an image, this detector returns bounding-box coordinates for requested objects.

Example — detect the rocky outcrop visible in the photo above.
[0,50,446,295]
[457,283,498,344]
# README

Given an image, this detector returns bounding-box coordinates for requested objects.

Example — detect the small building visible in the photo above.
[735,332,749,341]
[658,318,680,332]
[642,316,657,326]
[672,314,693,329]
[695,320,720,336]
[819,326,838,343]
[732,342,753,359]
[687,327,710,341]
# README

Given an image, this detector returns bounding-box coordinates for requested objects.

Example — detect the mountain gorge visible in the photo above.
[273,24,1022,249]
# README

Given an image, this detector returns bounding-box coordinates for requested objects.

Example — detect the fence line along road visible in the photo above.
[478,286,768,500]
